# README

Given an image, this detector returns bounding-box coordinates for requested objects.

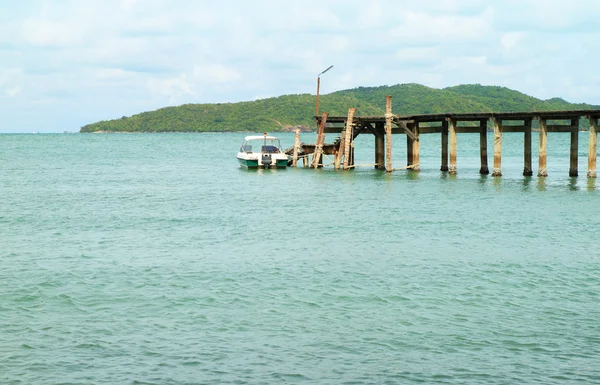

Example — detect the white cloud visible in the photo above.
[20,18,82,47]
[193,64,242,84]
[7,87,21,97]
[500,32,525,52]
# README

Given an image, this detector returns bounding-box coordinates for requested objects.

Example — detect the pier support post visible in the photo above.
[375,122,385,170]
[449,119,457,174]
[311,112,328,168]
[570,118,579,177]
[492,118,502,176]
[441,119,449,171]
[292,129,300,167]
[343,108,356,170]
[407,125,414,168]
[588,117,598,178]
[334,130,345,170]
[385,96,393,172]
[412,123,420,171]
[523,118,533,176]
[479,119,489,174]
[538,118,548,177]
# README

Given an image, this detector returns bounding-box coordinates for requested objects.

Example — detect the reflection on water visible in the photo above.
[537,177,547,192]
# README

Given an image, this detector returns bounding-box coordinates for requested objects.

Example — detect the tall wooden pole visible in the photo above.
[479,119,489,174]
[385,96,393,172]
[441,119,449,171]
[492,118,502,176]
[588,117,598,178]
[569,118,579,177]
[523,118,533,176]
[538,118,548,177]
[315,76,321,117]
[449,118,457,174]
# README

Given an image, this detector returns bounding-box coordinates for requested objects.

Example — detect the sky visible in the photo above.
[1,0,600,133]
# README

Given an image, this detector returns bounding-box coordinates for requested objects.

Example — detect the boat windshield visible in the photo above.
[240,137,281,153]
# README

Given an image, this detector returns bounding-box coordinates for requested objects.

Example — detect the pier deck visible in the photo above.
[286,96,600,177]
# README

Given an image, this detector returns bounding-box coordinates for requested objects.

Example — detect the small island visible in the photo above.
[79,83,599,133]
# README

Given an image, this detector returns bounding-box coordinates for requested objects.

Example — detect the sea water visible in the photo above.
[1,132,599,384]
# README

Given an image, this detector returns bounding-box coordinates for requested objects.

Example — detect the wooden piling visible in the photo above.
[538,118,548,177]
[479,119,489,174]
[523,118,533,176]
[441,119,449,171]
[385,96,393,172]
[406,126,414,169]
[412,123,420,171]
[311,112,328,168]
[588,117,598,178]
[334,130,345,170]
[343,108,356,170]
[492,118,502,176]
[569,118,579,177]
[292,129,300,167]
[449,119,457,174]
[375,122,385,169]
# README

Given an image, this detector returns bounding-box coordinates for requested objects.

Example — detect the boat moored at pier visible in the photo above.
[236,133,289,169]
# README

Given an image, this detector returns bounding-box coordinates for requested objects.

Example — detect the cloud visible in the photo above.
[20,18,82,47]
[2,0,600,132]
[7,87,21,97]
[500,32,524,52]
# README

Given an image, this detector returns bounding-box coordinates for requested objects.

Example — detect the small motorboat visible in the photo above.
[236,133,288,169]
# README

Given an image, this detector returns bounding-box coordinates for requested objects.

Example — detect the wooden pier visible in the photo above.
[286,96,600,177]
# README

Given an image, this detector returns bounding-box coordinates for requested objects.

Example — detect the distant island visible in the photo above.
[79,83,599,133]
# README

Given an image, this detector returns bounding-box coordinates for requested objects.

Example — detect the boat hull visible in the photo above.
[237,155,287,169]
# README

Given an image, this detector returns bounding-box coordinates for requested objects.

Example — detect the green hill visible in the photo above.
[79,83,599,133]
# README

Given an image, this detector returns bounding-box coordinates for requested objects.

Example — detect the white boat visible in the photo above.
[236,134,289,169]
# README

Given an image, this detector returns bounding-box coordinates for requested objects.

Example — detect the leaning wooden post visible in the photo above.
[375,122,385,169]
[538,118,548,177]
[569,118,579,177]
[492,117,502,176]
[385,96,393,172]
[479,119,489,174]
[588,117,598,178]
[441,119,449,171]
[311,112,328,168]
[523,118,533,176]
[343,108,356,170]
[292,129,301,167]
[449,118,457,174]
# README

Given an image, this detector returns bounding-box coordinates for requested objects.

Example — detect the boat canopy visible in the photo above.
[243,135,279,141]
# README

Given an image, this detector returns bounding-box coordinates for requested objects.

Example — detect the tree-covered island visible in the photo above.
[80,83,598,133]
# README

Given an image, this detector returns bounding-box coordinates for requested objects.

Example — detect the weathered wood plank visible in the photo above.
[538,119,548,177]
[589,117,598,178]
[311,112,328,168]
[449,119,457,174]
[385,96,393,172]
[343,108,356,170]
[492,118,502,176]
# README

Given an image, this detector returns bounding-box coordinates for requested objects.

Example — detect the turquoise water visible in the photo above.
[1,132,599,384]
